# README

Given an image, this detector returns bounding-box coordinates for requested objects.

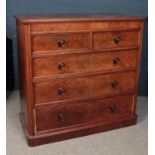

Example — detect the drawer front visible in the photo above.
[36,95,133,132]
[93,30,139,49]
[33,50,138,78]
[32,33,89,52]
[34,71,136,104]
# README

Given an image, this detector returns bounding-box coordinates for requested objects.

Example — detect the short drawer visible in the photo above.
[32,33,89,52]
[93,30,139,49]
[35,95,133,132]
[34,71,136,104]
[32,50,138,78]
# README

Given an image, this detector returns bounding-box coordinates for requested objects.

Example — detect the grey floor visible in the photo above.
[6,90,148,155]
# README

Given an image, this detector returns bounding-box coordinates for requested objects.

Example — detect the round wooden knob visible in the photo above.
[58,87,65,96]
[58,63,65,70]
[58,113,65,122]
[114,37,121,44]
[109,104,117,112]
[113,57,120,64]
[58,39,66,47]
[111,80,119,88]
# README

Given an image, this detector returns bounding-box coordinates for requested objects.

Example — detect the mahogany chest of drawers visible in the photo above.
[16,14,144,146]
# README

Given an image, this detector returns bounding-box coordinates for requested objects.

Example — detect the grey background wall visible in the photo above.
[6,0,148,96]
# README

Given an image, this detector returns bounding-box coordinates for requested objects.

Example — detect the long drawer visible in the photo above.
[33,71,136,104]
[32,50,138,78]
[35,95,133,132]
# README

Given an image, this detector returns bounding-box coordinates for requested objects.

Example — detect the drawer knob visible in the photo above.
[113,57,120,64]
[111,80,119,88]
[109,104,117,112]
[114,37,121,44]
[58,113,65,122]
[58,63,65,70]
[58,87,65,96]
[58,39,66,47]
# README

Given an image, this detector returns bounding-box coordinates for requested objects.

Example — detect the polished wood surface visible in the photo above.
[31,22,141,34]
[32,49,138,78]
[16,22,34,135]
[34,72,135,104]
[15,13,144,23]
[36,95,133,132]
[32,33,89,52]
[16,14,144,146]
[93,30,139,49]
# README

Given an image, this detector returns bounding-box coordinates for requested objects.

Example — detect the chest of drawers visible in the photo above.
[16,14,144,146]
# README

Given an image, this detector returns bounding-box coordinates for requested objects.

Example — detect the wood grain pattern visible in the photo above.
[16,22,28,126]
[16,22,35,135]
[20,111,137,146]
[36,95,133,132]
[32,52,90,77]
[33,71,136,104]
[32,49,138,78]
[132,21,145,113]
[32,33,89,52]
[30,21,140,34]
[90,50,138,72]
[15,14,145,146]
[15,13,144,23]
[93,30,139,49]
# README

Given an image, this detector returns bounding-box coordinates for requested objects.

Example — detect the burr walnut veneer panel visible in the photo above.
[34,72,136,104]
[32,33,89,52]
[32,50,138,78]
[36,95,133,132]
